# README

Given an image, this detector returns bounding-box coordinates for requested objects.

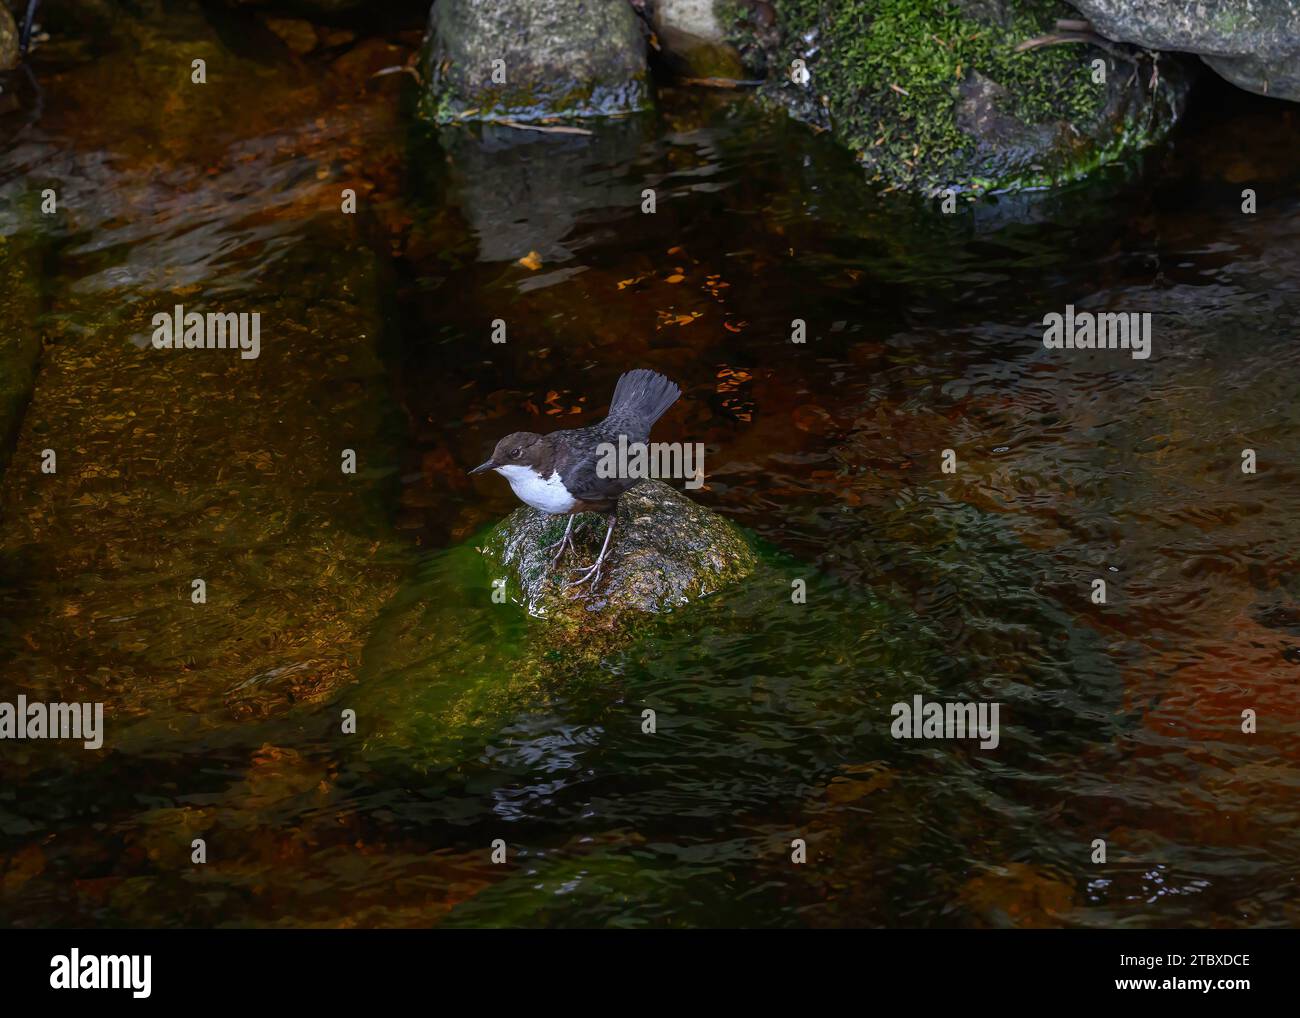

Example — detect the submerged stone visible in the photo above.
[0,4,18,71]
[480,479,755,622]
[417,0,651,123]
[0,4,17,71]
[0,235,43,481]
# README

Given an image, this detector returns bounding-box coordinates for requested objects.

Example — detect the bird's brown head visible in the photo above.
[469,431,546,475]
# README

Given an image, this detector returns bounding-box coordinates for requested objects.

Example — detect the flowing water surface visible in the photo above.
[1,5,1298,927]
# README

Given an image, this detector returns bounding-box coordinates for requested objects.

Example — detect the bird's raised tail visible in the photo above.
[607,369,680,432]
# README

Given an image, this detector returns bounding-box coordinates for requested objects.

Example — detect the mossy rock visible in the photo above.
[733,0,1191,194]
[346,487,755,775]
[417,0,652,123]
[480,479,756,629]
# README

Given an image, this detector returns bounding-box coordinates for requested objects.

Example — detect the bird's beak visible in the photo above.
[469,458,496,475]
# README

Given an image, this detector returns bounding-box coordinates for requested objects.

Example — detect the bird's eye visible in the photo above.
[510,448,521,458]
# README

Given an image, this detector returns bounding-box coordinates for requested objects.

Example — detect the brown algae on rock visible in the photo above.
[479,479,756,626]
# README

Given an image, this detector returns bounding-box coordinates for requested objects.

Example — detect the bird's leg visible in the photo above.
[541,514,578,568]
[20,0,40,55]
[566,513,616,593]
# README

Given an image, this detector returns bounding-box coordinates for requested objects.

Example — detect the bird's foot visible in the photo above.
[563,514,616,598]
[541,517,581,568]
[564,554,608,595]
[541,533,574,567]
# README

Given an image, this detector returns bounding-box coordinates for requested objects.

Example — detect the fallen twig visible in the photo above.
[371,65,420,80]
[680,76,764,89]
[1015,31,1137,64]
[497,120,594,135]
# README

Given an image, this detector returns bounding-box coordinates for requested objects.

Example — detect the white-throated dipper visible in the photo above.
[470,369,681,592]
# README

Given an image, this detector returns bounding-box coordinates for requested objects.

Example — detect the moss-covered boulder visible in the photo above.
[342,487,753,775]
[481,479,755,622]
[1071,0,1300,102]
[732,0,1190,194]
[1,3,20,71]
[417,0,651,123]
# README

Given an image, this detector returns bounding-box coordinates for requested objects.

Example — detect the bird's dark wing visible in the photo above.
[553,425,637,507]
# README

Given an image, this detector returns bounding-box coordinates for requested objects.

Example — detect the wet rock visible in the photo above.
[1,4,19,71]
[652,0,745,78]
[747,0,1189,194]
[417,0,650,123]
[958,862,1078,928]
[481,479,756,620]
[1204,51,1300,101]
[263,16,318,55]
[955,68,1057,156]
[1070,0,1300,101]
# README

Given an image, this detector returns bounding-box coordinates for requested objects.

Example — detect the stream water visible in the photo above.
[1,4,1297,928]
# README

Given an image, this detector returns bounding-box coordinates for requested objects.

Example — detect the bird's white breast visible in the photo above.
[496,464,576,514]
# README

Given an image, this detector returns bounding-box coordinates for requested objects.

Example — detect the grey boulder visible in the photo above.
[1071,0,1300,100]
[418,0,651,122]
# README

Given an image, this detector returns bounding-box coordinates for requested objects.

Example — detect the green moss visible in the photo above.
[418,62,649,124]
[721,0,766,48]
[769,0,1128,192]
